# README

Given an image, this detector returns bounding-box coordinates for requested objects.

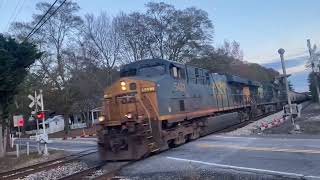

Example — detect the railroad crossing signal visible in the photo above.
[28,94,41,108]
[18,118,24,127]
[36,111,45,119]
[13,115,24,127]
[28,90,49,155]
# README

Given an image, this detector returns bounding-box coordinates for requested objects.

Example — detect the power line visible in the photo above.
[10,0,26,27]
[3,0,20,32]
[24,0,60,42]
[26,0,67,40]
[5,0,26,32]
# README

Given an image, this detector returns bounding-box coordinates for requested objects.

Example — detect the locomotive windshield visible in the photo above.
[120,68,137,77]
[138,65,166,77]
[120,65,166,77]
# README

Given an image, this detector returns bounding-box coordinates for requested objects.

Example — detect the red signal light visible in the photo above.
[17,118,24,126]
[36,112,45,119]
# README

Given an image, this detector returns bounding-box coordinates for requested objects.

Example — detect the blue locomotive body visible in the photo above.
[120,59,280,122]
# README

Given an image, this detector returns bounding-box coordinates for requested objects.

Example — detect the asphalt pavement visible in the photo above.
[118,135,320,180]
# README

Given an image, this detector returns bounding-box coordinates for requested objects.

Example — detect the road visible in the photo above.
[119,134,320,180]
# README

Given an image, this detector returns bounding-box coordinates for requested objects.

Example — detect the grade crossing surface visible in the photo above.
[116,135,320,179]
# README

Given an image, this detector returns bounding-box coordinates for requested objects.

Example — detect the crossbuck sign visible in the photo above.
[28,94,41,108]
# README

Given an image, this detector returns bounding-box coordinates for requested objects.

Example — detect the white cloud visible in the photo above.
[277,64,310,74]
[247,51,309,64]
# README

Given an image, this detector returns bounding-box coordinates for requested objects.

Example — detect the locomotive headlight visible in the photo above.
[120,81,126,91]
[98,116,105,122]
[121,86,127,91]
[125,112,132,119]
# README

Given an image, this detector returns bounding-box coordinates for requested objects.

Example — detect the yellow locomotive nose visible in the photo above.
[100,78,156,126]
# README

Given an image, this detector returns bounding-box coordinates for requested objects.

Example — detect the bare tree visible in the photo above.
[220,40,243,61]
[84,13,121,86]
[114,12,150,63]
[230,40,243,61]
[115,2,214,63]
[10,0,83,135]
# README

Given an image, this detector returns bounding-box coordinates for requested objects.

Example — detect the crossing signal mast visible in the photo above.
[28,89,48,155]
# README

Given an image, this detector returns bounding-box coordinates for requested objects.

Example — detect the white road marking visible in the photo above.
[167,156,320,179]
[210,135,320,142]
[210,135,258,140]
[305,176,320,179]
[197,143,320,154]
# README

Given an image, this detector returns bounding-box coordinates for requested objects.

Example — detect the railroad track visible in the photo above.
[0,148,98,180]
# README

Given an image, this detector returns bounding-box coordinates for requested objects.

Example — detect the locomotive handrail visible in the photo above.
[138,97,152,131]
[145,94,160,118]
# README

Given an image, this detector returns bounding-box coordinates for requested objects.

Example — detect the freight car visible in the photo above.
[289,91,310,103]
[97,58,306,160]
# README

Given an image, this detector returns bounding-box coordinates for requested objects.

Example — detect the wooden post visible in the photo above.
[11,135,14,148]
[0,125,4,157]
[27,142,30,155]
[37,142,41,155]
[16,144,19,158]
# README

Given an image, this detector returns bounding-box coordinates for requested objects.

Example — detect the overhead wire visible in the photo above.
[3,0,20,32]
[10,0,26,29]
[26,0,67,41]
[24,0,61,42]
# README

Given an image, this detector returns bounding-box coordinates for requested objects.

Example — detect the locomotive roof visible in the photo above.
[120,59,265,87]
[120,58,186,72]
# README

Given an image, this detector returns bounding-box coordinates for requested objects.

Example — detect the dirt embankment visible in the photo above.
[0,150,65,173]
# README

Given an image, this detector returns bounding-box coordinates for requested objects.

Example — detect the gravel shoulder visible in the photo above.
[0,150,65,173]
[223,101,317,137]
[260,102,320,136]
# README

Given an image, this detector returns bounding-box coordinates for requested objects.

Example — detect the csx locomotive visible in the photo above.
[97,58,307,160]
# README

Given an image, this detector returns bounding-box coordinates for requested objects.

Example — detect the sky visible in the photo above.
[1,0,319,63]
[0,0,318,91]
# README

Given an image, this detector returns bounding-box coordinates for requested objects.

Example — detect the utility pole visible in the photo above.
[307,39,320,103]
[278,48,295,126]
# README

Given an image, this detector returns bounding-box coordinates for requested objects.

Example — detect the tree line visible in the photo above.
[2,1,279,138]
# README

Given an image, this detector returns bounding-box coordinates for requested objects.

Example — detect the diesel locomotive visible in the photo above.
[97,58,306,160]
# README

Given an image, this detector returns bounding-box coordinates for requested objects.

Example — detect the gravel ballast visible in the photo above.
[19,161,88,180]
